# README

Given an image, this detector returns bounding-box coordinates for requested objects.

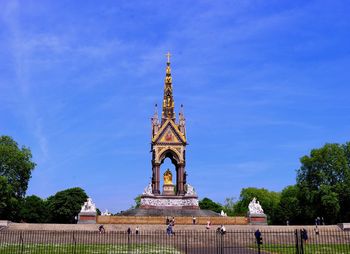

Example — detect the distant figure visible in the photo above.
[206,221,211,230]
[315,217,321,225]
[301,228,308,242]
[192,216,197,225]
[127,227,131,235]
[135,226,139,235]
[314,225,319,235]
[98,225,105,234]
[254,229,262,245]
[220,225,226,235]
[286,220,289,226]
[166,224,174,235]
[217,225,226,235]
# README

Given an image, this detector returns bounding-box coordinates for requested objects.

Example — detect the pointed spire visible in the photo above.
[152,104,159,123]
[162,52,175,122]
[179,104,186,135]
[151,103,160,137]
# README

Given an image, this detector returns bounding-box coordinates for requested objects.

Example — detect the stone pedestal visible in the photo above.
[78,212,97,224]
[163,184,175,195]
[247,213,267,225]
[140,194,199,210]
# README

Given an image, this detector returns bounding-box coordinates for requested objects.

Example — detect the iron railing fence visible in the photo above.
[0,229,350,254]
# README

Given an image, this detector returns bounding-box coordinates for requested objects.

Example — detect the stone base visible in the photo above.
[78,212,97,224]
[247,213,267,225]
[140,194,199,209]
[163,184,175,195]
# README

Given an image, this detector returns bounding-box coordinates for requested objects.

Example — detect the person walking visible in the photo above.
[98,225,105,234]
[206,220,211,230]
[220,225,226,235]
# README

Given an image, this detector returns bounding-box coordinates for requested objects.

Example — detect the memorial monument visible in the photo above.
[139,52,200,211]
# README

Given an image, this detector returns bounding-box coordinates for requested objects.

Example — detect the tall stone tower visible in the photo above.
[140,53,198,209]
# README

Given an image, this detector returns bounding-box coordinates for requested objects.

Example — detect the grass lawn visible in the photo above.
[257,244,350,254]
[0,243,182,254]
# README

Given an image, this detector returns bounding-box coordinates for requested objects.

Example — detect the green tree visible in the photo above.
[297,143,350,224]
[0,176,12,214]
[0,136,36,220]
[47,187,88,223]
[234,187,280,224]
[19,195,48,223]
[223,197,236,216]
[275,185,301,224]
[199,197,223,213]
[133,195,141,208]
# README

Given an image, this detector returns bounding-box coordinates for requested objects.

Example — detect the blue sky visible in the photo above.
[1,0,350,212]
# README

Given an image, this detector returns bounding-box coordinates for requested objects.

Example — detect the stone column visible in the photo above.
[152,164,161,195]
[177,164,185,195]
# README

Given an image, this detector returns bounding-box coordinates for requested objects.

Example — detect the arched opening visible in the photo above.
[159,150,179,195]
[152,149,185,195]
[160,158,176,194]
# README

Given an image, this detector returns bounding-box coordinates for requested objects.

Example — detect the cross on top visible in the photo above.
[166,52,171,63]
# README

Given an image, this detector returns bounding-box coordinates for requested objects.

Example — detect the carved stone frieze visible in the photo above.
[140,197,199,207]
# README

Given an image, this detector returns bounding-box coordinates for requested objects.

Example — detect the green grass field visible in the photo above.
[0,243,181,254]
[258,244,350,254]
[2,243,350,254]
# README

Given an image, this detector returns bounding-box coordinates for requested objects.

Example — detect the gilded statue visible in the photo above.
[163,169,173,185]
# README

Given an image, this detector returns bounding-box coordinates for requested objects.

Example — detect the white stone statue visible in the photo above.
[220,210,228,217]
[248,197,264,214]
[80,197,97,213]
[184,184,197,196]
[143,183,154,196]
[101,209,111,216]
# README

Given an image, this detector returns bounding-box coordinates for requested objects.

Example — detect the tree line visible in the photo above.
[2,135,350,224]
[0,136,88,223]
[199,142,350,225]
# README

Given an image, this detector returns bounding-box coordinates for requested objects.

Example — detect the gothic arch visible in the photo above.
[158,148,181,165]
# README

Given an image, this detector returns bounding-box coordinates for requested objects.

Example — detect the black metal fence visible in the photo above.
[1,229,350,254]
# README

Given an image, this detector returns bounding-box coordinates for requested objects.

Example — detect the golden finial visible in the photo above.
[166,52,171,64]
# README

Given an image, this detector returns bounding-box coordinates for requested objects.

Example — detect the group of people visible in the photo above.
[127,226,140,235]
[216,225,226,235]
[99,225,140,235]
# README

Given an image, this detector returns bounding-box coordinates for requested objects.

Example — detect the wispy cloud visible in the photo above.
[1,1,50,162]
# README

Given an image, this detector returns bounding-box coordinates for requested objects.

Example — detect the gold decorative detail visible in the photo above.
[166,66,171,74]
[164,169,173,185]
[165,76,172,83]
